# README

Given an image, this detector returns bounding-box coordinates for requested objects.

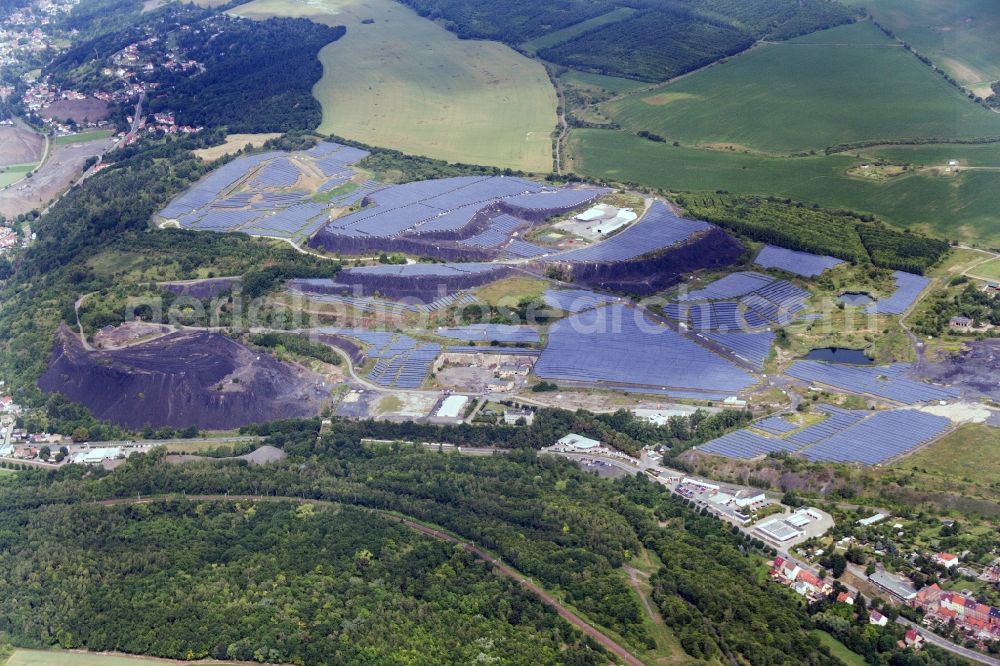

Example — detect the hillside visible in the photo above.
[38,326,327,429]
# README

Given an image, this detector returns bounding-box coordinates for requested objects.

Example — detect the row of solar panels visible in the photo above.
[699,405,950,465]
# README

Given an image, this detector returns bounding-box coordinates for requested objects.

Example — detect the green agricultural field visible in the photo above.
[896,423,1000,502]
[568,128,1000,246]
[0,164,35,187]
[845,0,1000,97]
[809,630,868,666]
[5,650,177,666]
[521,7,636,55]
[968,257,1000,281]
[559,69,647,96]
[231,0,557,172]
[600,21,1000,154]
[52,130,115,145]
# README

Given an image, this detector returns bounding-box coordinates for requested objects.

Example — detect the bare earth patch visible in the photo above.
[0,135,114,217]
[0,120,44,166]
[39,98,110,124]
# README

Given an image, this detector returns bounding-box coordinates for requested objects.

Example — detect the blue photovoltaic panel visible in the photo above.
[459,214,527,248]
[678,272,774,301]
[555,202,710,262]
[868,271,930,315]
[543,289,620,313]
[787,405,868,446]
[798,410,950,465]
[503,187,610,211]
[341,263,502,278]
[668,276,809,331]
[701,330,774,368]
[697,403,949,465]
[535,304,755,392]
[253,157,300,188]
[698,430,799,459]
[754,416,797,434]
[435,324,539,343]
[786,361,958,404]
[445,346,539,356]
[502,239,551,258]
[755,245,844,277]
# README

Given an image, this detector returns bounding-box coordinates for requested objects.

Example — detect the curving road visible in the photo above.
[94,494,646,666]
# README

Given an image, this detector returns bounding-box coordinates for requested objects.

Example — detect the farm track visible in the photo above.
[93,494,646,666]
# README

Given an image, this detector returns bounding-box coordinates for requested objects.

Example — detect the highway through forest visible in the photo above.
[93,494,646,666]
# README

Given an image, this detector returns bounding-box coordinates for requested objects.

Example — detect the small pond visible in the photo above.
[839,291,874,306]
[803,347,874,364]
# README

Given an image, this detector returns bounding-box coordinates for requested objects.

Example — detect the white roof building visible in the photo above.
[557,433,601,450]
[436,395,470,419]
[73,447,122,464]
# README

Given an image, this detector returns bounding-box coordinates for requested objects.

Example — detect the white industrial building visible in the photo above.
[556,433,601,451]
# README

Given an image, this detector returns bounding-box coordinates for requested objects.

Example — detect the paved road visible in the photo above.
[95,494,646,666]
[895,616,999,666]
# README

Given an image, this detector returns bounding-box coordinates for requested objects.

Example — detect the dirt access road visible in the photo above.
[94,494,645,666]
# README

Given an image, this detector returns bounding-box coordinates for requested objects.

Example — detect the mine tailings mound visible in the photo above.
[39,324,328,429]
[561,227,744,296]
[918,340,1000,401]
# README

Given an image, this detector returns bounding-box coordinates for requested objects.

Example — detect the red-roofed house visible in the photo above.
[935,552,959,569]
[836,591,855,605]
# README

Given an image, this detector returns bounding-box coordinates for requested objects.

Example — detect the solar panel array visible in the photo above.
[786,361,959,404]
[701,330,775,368]
[253,158,300,188]
[754,245,844,277]
[369,342,441,389]
[459,214,526,248]
[312,327,438,388]
[698,430,801,459]
[754,416,798,434]
[787,405,867,446]
[797,410,951,464]
[289,279,480,313]
[160,152,280,219]
[435,325,539,343]
[445,345,539,356]
[698,403,950,464]
[666,301,770,330]
[543,288,620,313]
[554,202,710,263]
[867,271,930,315]
[666,276,809,331]
[341,263,501,278]
[321,175,606,241]
[502,239,551,259]
[534,304,756,393]
[678,272,774,301]
[157,142,371,241]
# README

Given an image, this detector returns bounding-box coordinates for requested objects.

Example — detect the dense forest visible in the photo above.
[240,406,751,458]
[0,500,605,664]
[0,420,965,665]
[400,0,857,81]
[147,17,344,133]
[678,194,950,274]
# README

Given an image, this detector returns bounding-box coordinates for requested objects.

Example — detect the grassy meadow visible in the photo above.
[0,164,35,188]
[521,7,636,55]
[568,128,1000,246]
[52,130,115,146]
[894,423,1000,503]
[4,650,177,666]
[231,0,557,172]
[845,0,1000,97]
[600,21,1000,154]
